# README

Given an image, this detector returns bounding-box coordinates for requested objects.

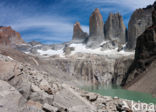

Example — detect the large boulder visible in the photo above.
[126,3,155,50]
[104,13,126,44]
[0,26,24,46]
[0,80,26,112]
[87,8,105,48]
[72,22,88,43]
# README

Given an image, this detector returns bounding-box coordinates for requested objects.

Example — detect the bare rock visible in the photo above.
[72,22,88,43]
[104,13,126,44]
[112,56,134,86]
[0,26,24,47]
[121,6,156,96]
[69,105,95,112]
[43,103,58,112]
[29,91,54,105]
[63,44,75,55]
[9,74,31,99]
[0,80,26,112]
[87,8,105,48]
[152,2,156,24]
[85,93,98,102]
[39,79,53,95]
[127,4,154,50]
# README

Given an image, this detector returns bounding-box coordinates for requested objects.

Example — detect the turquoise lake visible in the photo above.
[82,86,156,104]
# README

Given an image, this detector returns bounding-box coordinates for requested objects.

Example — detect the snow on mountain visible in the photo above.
[35,42,134,58]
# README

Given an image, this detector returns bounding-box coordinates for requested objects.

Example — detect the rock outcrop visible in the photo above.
[112,56,134,86]
[72,22,88,43]
[127,4,154,50]
[121,5,156,96]
[0,80,26,112]
[104,13,126,44]
[87,8,105,48]
[48,53,134,87]
[0,26,24,46]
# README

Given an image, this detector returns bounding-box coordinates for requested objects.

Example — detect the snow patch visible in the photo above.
[37,48,64,57]
[35,43,134,58]
[69,43,134,57]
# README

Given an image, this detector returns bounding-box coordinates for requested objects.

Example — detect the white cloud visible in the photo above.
[11,16,73,33]
[9,15,89,42]
[85,0,155,10]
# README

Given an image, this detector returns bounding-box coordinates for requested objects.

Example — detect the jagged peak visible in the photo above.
[108,12,122,19]
[73,21,83,32]
[94,8,100,13]
[91,8,102,16]
[74,21,80,26]
[72,21,88,41]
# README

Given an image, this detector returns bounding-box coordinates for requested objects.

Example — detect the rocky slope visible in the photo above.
[87,8,105,48]
[121,4,156,97]
[72,22,88,43]
[104,13,126,44]
[44,53,133,87]
[0,26,24,46]
[126,3,155,50]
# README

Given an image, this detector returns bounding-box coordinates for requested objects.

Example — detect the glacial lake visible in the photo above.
[82,86,156,104]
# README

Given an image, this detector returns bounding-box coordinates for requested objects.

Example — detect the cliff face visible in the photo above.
[104,13,126,44]
[121,5,156,96]
[87,8,105,48]
[127,5,154,50]
[0,26,24,46]
[47,54,133,87]
[72,22,88,43]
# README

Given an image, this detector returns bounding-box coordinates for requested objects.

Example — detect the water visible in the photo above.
[82,86,156,104]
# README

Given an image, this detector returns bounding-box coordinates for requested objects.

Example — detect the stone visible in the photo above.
[39,79,53,95]
[104,13,126,44]
[0,26,24,47]
[31,84,41,92]
[87,8,105,48]
[112,56,134,86]
[63,44,75,55]
[29,91,54,105]
[9,74,31,99]
[0,60,16,81]
[121,6,156,96]
[127,4,154,50]
[86,93,98,102]
[100,40,119,50]
[152,2,156,24]
[43,103,58,112]
[0,80,26,112]
[72,22,88,43]
[57,107,69,112]
[27,100,43,109]
[69,105,95,112]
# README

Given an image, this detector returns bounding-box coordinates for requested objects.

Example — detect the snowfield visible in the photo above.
[36,43,134,58]
[37,48,64,56]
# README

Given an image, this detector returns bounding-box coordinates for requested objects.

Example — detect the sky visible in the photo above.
[0,0,155,44]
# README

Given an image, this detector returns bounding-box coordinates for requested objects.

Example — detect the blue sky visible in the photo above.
[0,0,155,44]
